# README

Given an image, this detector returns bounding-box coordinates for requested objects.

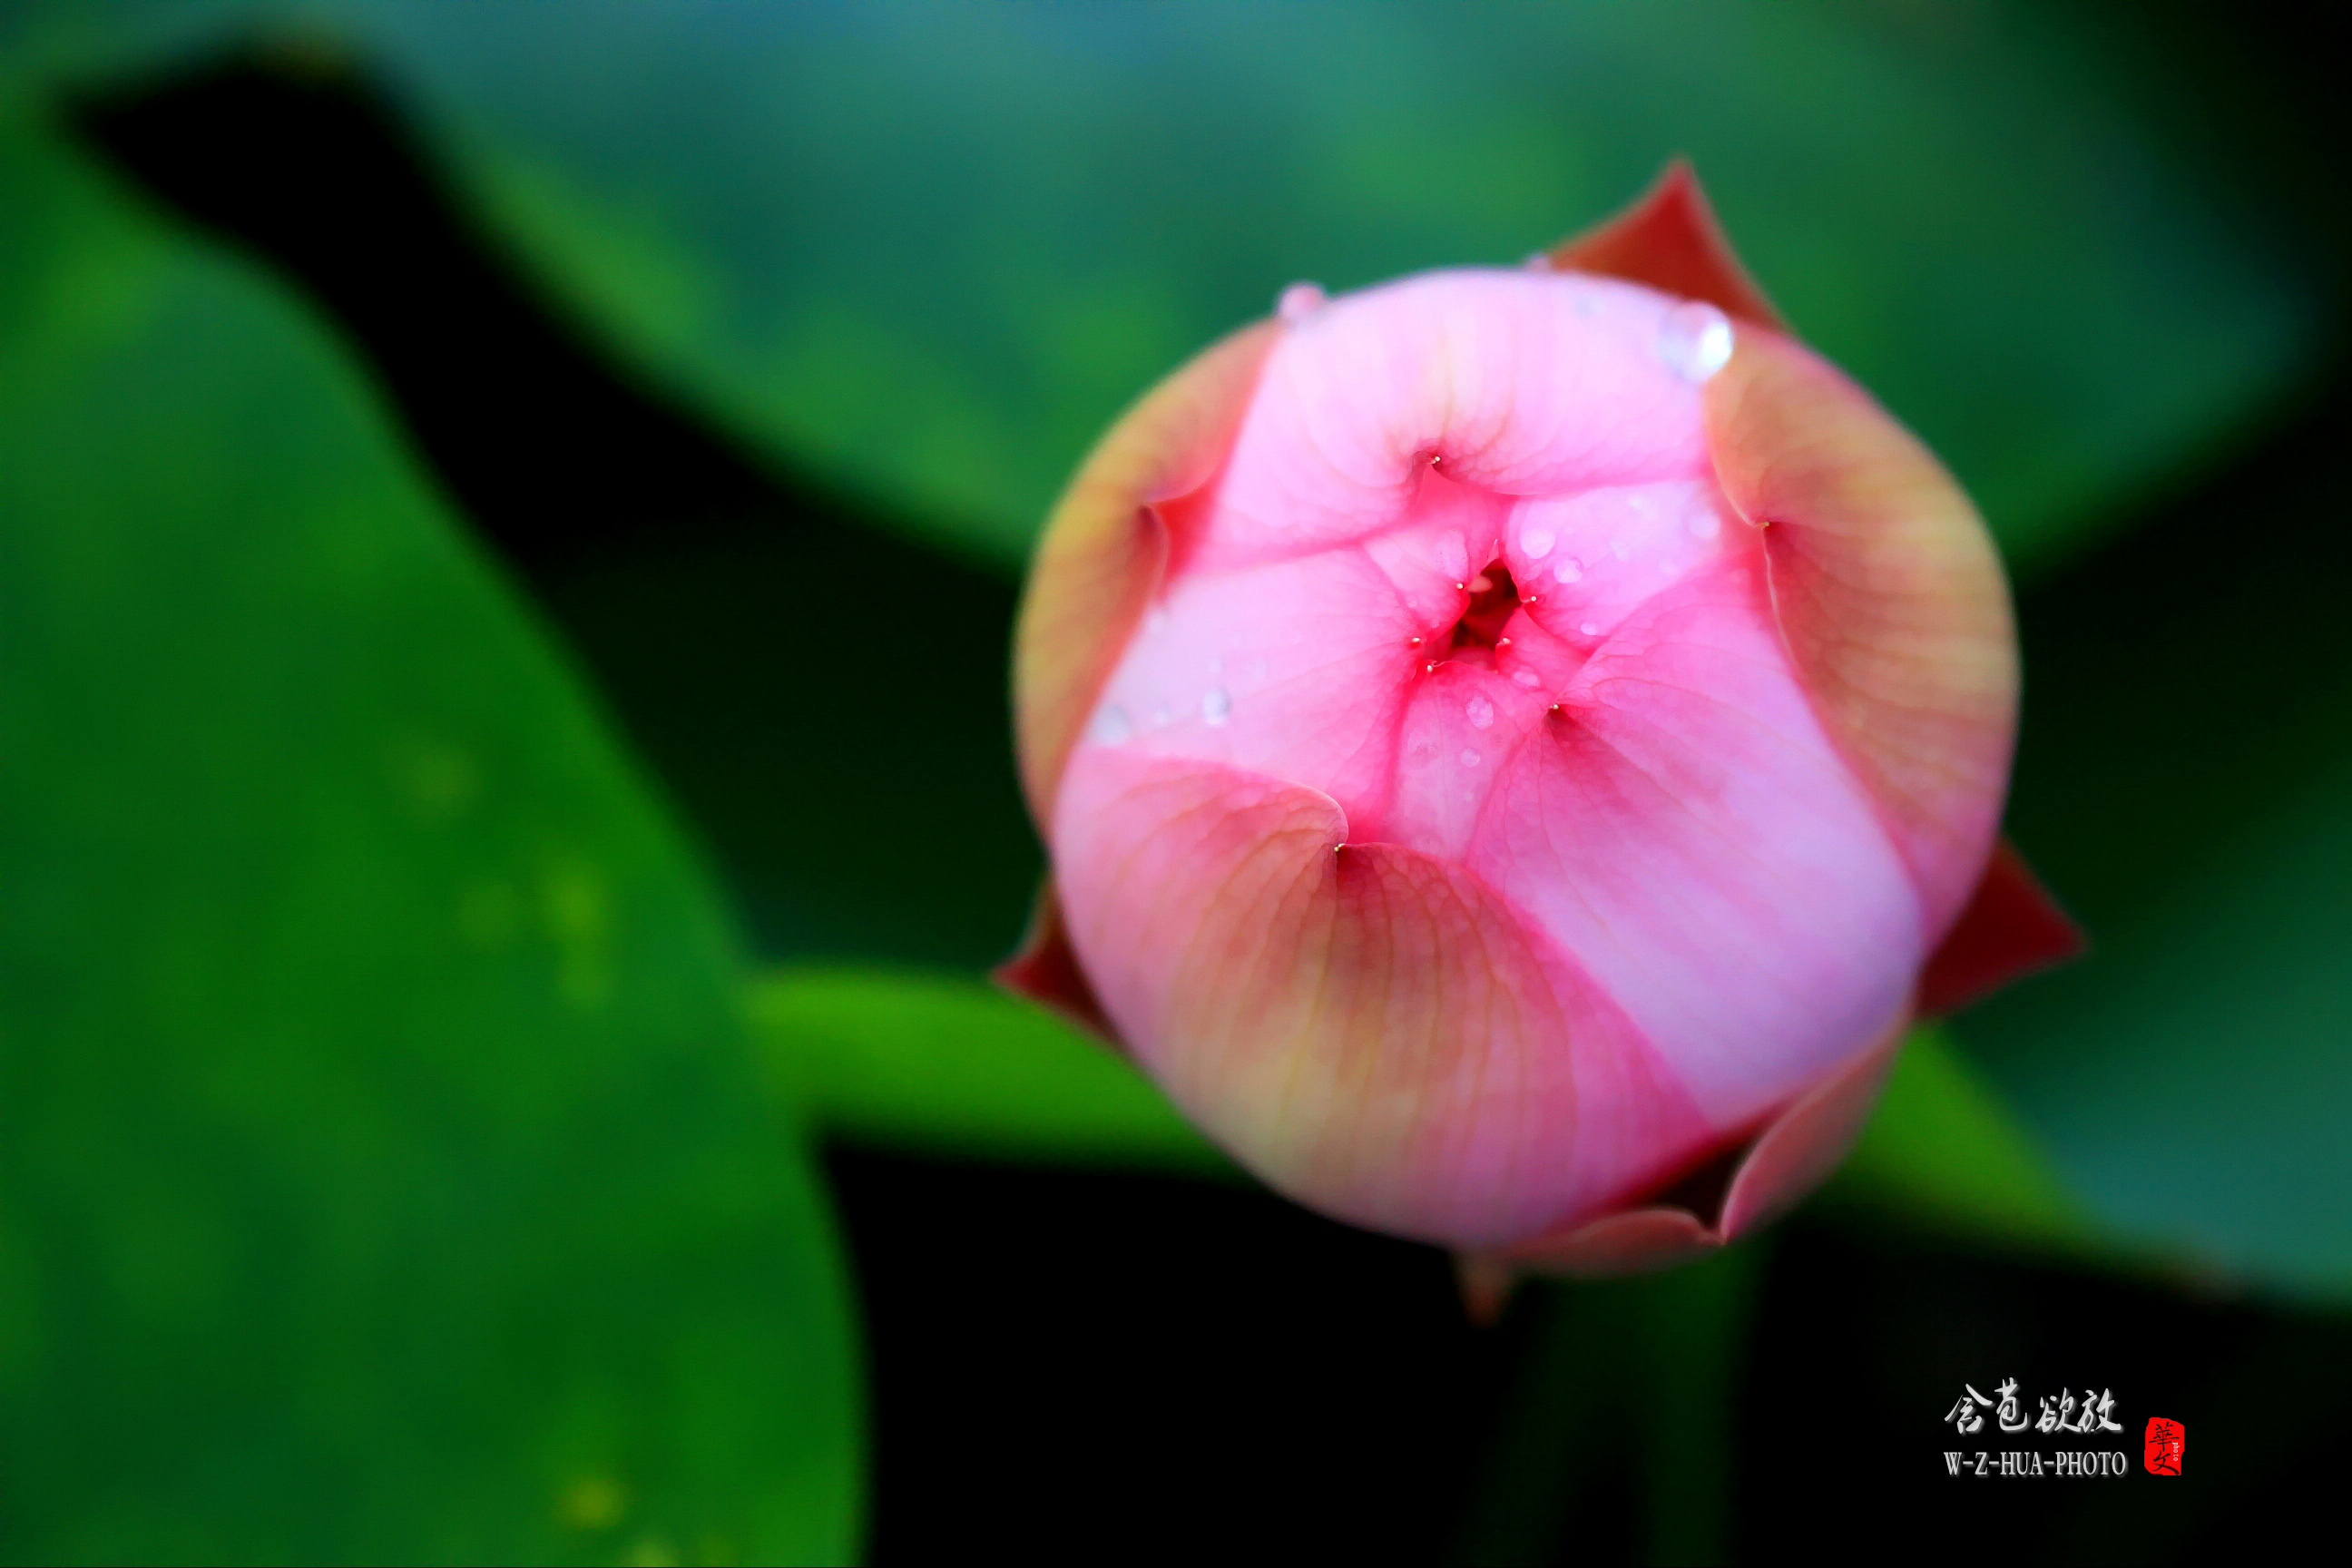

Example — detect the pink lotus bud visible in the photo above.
[1000,167,2079,1274]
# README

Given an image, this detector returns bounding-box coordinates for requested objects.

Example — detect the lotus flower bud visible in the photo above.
[1001,167,2078,1275]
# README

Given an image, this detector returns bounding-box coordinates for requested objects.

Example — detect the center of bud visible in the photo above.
[1447,561,1521,663]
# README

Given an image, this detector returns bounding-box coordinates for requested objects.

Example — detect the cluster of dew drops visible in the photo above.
[1088,274,1733,751]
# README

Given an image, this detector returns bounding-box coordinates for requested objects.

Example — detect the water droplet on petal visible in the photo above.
[1459,750,1482,768]
[1093,705,1132,744]
[1202,688,1231,726]
[1520,526,1556,560]
[1689,511,1722,541]
[1465,695,1494,730]
[1512,669,1542,688]
[1277,281,1327,323]
[1657,300,1734,384]
[1580,622,1601,637]
[1553,558,1583,583]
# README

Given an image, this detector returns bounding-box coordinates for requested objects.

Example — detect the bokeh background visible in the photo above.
[3,2,2347,1561]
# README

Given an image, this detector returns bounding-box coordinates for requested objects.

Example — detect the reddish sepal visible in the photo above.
[992,880,1125,1048]
[1548,160,1786,329]
[1916,839,2084,1017]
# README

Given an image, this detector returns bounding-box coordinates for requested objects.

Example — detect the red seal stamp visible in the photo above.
[2144,1416,2184,1475]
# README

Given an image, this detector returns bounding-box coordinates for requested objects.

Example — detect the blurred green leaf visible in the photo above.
[750,970,2111,1277]
[0,102,858,1562]
[1955,398,2352,1304]
[1818,1026,2094,1255]
[750,966,1227,1175]
[1966,764,2352,1301]
[315,0,2313,572]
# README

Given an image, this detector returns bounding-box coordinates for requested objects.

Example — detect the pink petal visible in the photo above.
[1496,1205,1723,1279]
[1717,1023,1904,1239]
[1706,327,2018,936]
[1462,552,1920,1130]
[1052,748,1713,1248]
[993,881,1122,1047]
[1014,321,1279,822]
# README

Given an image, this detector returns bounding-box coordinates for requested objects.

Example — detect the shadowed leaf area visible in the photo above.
[75,53,1044,973]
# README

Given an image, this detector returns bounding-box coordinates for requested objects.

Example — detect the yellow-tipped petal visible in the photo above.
[1706,326,2018,932]
[1013,320,1281,823]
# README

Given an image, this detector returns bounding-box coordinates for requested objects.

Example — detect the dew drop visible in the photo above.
[1277,281,1327,323]
[1689,511,1722,541]
[1459,749,1483,768]
[1553,558,1583,583]
[1093,705,1132,744]
[1656,300,1734,384]
[1202,687,1231,726]
[1580,622,1601,637]
[1520,526,1556,560]
[1512,669,1542,688]
[1465,695,1495,730]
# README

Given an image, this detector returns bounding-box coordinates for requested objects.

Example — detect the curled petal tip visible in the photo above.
[1548,160,1785,329]
[1498,1026,1905,1278]
[1916,839,2086,1017]
[1502,1206,1722,1279]
[1717,1025,1904,1240]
